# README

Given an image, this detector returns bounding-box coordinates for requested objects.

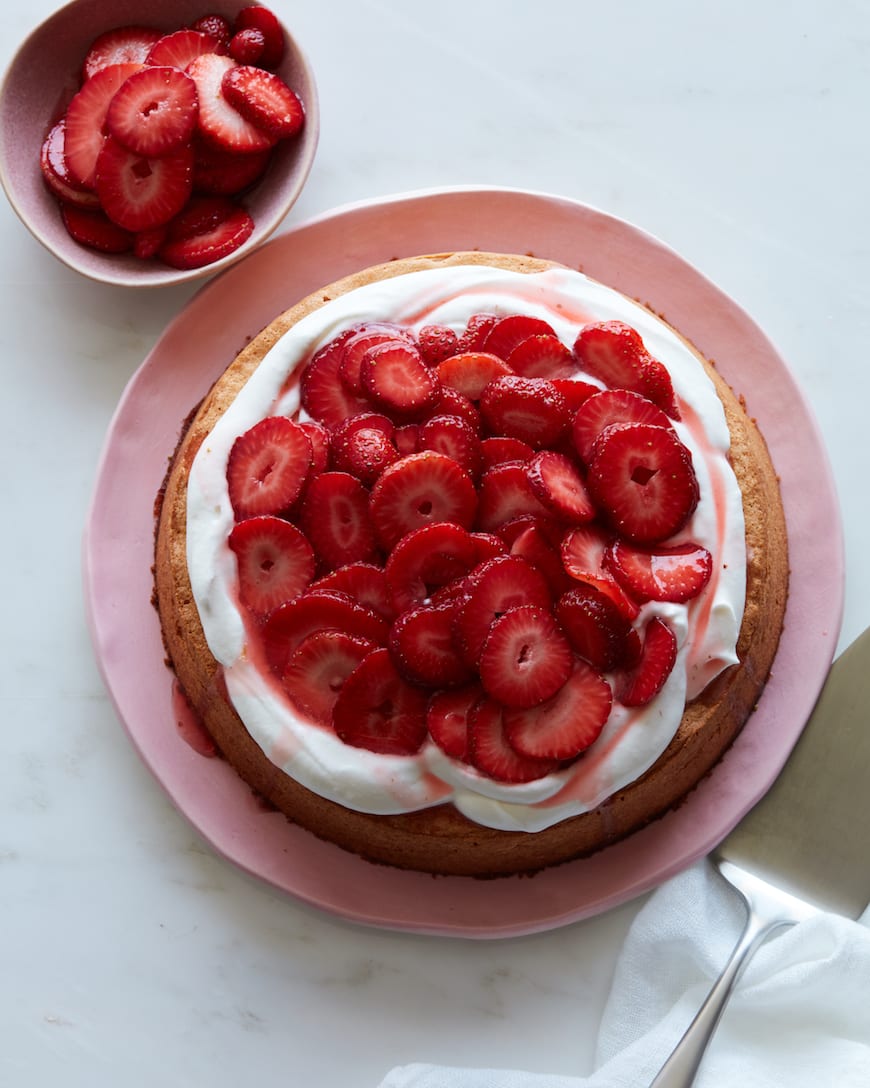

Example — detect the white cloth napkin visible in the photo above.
[378,862,870,1087]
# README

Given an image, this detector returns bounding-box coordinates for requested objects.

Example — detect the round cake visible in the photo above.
[154,251,789,877]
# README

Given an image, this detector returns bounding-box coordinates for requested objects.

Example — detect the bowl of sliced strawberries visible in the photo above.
[0,0,318,286]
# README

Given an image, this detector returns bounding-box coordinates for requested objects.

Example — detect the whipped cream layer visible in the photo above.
[186,264,746,832]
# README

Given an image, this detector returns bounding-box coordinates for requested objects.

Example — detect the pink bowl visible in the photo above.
[0,0,319,287]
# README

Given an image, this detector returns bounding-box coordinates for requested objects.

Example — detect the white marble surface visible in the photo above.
[1,2,868,1085]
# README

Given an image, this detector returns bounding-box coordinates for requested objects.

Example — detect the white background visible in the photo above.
[2,2,868,1085]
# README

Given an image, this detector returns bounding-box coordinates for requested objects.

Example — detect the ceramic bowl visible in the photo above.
[0,0,319,287]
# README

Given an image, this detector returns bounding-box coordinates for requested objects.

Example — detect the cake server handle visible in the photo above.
[647,862,810,1087]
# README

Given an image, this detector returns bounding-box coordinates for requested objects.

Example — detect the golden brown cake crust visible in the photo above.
[154,252,789,877]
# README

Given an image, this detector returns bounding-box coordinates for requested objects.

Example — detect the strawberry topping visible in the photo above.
[298,471,378,569]
[478,605,573,708]
[573,321,679,418]
[228,515,315,617]
[282,630,376,725]
[370,452,477,549]
[426,684,482,761]
[605,540,713,603]
[226,415,312,519]
[504,661,612,760]
[467,699,561,783]
[333,648,429,756]
[617,616,678,706]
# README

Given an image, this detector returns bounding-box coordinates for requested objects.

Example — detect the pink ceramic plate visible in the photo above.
[83,187,844,938]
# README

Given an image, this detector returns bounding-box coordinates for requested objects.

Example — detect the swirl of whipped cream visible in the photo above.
[186,265,746,832]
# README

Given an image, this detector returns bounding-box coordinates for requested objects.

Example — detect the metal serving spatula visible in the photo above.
[650,625,870,1088]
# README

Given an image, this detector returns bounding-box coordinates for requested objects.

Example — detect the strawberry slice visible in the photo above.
[330,420,398,485]
[425,386,481,432]
[222,65,305,140]
[587,422,700,544]
[479,375,570,448]
[525,450,596,524]
[470,531,506,563]
[60,205,133,253]
[300,330,370,428]
[389,598,473,688]
[393,423,420,456]
[436,352,513,402]
[338,326,411,394]
[296,419,330,475]
[133,224,168,260]
[64,62,144,188]
[310,562,395,620]
[187,53,276,153]
[479,436,535,470]
[298,471,378,569]
[467,698,560,783]
[572,388,674,463]
[263,589,388,674]
[573,322,679,418]
[369,451,478,549]
[554,584,641,671]
[190,14,232,45]
[229,28,267,65]
[475,461,550,532]
[478,605,572,709]
[481,314,556,360]
[145,29,223,70]
[82,26,161,81]
[332,648,429,755]
[226,415,312,519]
[560,524,640,620]
[550,377,599,413]
[504,661,612,760]
[95,137,194,232]
[509,522,573,597]
[616,616,678,706]
[228,515,315,617]
[417,414,482,478]
[384,521,478,613]
[192,140,273,195]
[454,554,551,666]
[158,195,254,269]
[234,4,286,69]
[40,122,101,208]
[426,683,483,761]
[456,312,499,352]
[505,333,575,379]
[282,630,375,725]
[417,324,458,366]
[105,66,198,157]
[605,540,713,603]
[361,342,441,417]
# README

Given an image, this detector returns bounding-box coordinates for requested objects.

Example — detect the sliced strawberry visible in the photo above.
[393,423,420,456]
[192,140,272,195]
[560,524,640,620]
[509,522,573,597]
[82,26,161,81]
[475,461,550,532]
[296,419,330,475]
[229,27,266,65]
[605,540,713,603]
[145,29,223,70]
[339,326,411,394]
[105,66,198,157]
[187,53,276,153]
[330,411,394,443]
[550,377,599,413]
[389,598,473,688]
[572,388,674,463]
[384,521,478,613]
[40,122,101,208]
[467,698,561,783]
[226,415,312,519]
[470,531,506,563]
[554,584,640,671]
[369,451,477,549]
[453,554,551,665]
[573,321,679,418]
[525,450,596,524]
[479,375,570,448]
[298,471,378,569]
[587,422,699,544]
[478,605,572,709]
[505,661,612,760]
[60,205,133,253]
[95,137,194,232]
[505,333,575,379]
[497,514,561,549]
[425,385,481,432]
[456,312,499,353]
[263,589,388,674]
[300,330,370,428]
[436,352,513,402]
[132,224,168,260]
[479,436,535,470]
[64,62,144,188]
[234,4,286,69]
[332,648,429,755]
[361,342,441,417]
[228,515,315,617]
[222,65,305,140]
[417,324,458,366]
[427,683,483,761]
[616,616,678,706]
[417,414,482,478]
[190,14,232,45]
[310,562,395,620]
[282,630,375,725]
[481,314,556,360]
[158,195,254,269]
[330,421,398,485]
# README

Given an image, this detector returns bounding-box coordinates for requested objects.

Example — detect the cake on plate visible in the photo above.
[153,251,788,877]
